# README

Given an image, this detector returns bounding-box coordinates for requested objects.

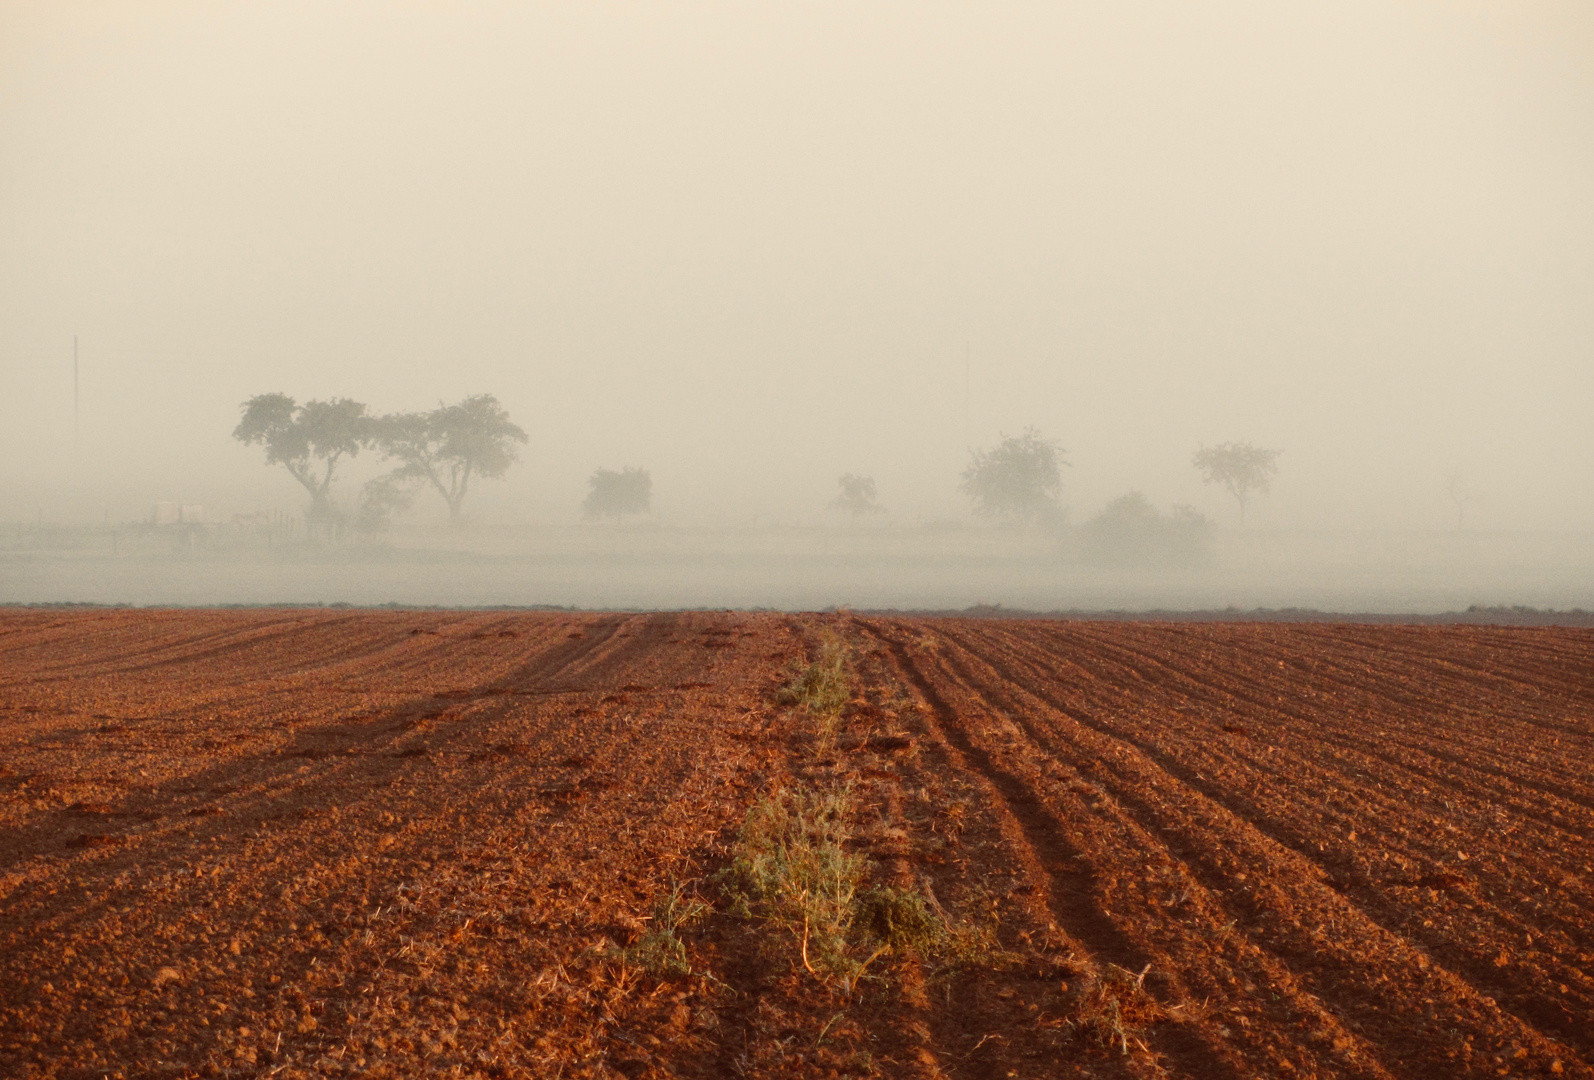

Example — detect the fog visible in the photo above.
[3,2,1592,610]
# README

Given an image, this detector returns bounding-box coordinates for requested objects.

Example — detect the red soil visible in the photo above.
[0,610,1589,1079]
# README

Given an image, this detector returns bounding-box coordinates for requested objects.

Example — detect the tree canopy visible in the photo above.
[1192,441,1280,524]
[961,428,1067,521]
[371,395,528,523]
[832,473,884,523]
[583,467,652,521]
[232,394,369,521]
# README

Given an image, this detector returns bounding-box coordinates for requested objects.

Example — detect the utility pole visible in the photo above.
[963,342,971,450]
[73,335,80,451]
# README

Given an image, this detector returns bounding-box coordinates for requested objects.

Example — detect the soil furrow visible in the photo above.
[864,619,1252,1079]
[942,620,1592,1074]
[3,610,1590,1079]
[913,623,1422,1078]
[977,622,1594,914]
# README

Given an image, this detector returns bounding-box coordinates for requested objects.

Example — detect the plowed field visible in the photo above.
[1,610,1590,1079]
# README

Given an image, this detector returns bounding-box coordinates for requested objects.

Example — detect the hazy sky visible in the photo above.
[3,1,1591,528]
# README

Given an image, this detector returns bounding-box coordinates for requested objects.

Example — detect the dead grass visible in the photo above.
[720,787,878,988]
[920,882,1013,972]
[778,630,851,739]
[932,798,971,836]
[619,880,712,977]
[1070,963,1167,1055]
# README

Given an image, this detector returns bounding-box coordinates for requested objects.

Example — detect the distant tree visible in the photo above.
[1079,492,1210,566]
[232,394,370,522]
[1192,441,1280,524]
[1445,470,1480,530]
[832,473,884,524]
[961,428,1067,521]
[371,394,528,523]
[583,467,652,521]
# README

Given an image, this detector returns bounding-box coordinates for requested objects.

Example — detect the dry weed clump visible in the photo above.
[778,630,852,736]
[1070,963,1167,1055]
[619,880,712,977]
[720,787,877,986]
[855,885,944,953]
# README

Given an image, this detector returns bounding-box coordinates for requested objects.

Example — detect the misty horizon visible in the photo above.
[3,2,1592,608]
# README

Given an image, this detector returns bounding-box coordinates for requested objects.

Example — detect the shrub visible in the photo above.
[354,473,415,535]
[1078,492,1209,567]
[832,474,885,523]
[721,787,870,982]
[583,467,652,521]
